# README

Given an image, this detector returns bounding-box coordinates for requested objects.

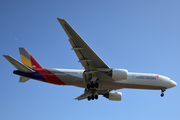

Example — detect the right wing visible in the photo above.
[75,89,93,100]
[57,18,109,70]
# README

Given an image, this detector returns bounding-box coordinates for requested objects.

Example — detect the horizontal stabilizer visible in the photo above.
[19,76,30,83]
[3,55,34,73]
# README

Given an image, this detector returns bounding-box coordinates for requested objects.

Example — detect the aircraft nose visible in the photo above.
[171,80,177,87]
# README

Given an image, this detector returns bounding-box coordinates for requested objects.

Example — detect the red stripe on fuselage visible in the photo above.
[30,55,43,68]
[35,68,66,85]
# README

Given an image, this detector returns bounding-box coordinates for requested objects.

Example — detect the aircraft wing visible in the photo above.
[75,89,93,100]
[57,18,109,70]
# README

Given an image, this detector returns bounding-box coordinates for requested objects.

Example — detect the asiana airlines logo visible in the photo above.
[155,75,159,78]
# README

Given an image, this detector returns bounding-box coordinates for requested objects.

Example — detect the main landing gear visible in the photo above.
[86,82,99,101]
[87,95,98,101]
[87,82,99,89]
[161,88,166,97]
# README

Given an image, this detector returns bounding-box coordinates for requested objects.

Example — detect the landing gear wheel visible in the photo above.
[87,84,91,89]
[88,96,91,101]
[91,82,94,88]
[161,93,164,97]
[95,95,98,100]
[91,95,94,100]
[160,88,166,97]
[95,83,99,88]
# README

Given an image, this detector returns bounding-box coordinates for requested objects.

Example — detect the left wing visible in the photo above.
[57,18,109,70]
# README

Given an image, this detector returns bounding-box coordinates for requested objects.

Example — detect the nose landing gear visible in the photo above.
[161,93,164,97]
[161,88,166,97]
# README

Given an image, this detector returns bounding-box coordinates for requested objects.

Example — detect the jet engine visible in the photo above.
[112,69,128,81]
[101,69,128,81]
[103,91,122,101]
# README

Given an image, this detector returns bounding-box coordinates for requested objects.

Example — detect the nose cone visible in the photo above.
[170,80,177,88]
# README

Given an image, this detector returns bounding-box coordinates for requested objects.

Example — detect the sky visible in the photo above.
[0,0,180,120]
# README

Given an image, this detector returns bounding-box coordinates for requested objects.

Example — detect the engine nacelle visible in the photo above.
[104,91,122,101]
[112,69,128,81]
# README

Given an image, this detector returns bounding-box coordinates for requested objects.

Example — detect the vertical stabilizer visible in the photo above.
[19,48,43,69]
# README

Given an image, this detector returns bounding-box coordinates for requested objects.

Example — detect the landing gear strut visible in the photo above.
[87,84,91,89]
[161,88,166,97]
[91,82,94,88]
[95,83,99,88]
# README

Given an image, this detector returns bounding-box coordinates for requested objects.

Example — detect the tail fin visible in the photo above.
[19,48,43,69]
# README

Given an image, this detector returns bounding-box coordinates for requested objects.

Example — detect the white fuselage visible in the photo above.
[48,69,177,90]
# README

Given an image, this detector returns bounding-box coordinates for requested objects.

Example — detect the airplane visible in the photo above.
[3,18,177,101]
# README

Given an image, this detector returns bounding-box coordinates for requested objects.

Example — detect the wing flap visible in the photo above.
[68,38,89,68]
